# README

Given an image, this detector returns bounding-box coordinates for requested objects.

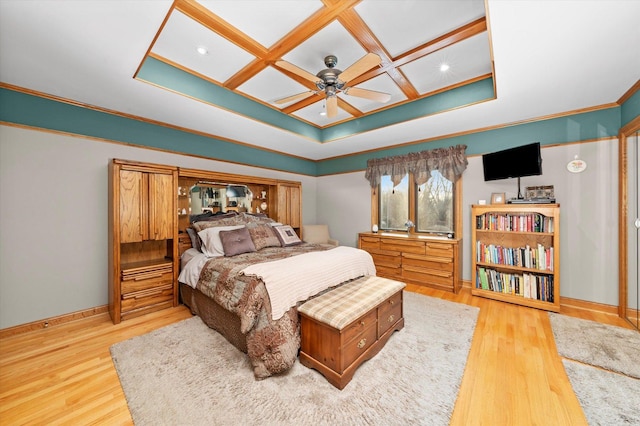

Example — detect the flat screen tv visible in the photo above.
[482,142,542,182]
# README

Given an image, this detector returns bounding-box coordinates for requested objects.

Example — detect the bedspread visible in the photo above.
[194,243,340,378]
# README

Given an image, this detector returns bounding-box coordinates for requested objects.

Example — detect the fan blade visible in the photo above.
[274,91,314,104]
[344,87,391,103]
[327,96,338,118]
[275,60,319,83]
[338,53,381,83]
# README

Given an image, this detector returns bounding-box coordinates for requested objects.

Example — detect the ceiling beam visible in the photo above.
[222,0,362,90]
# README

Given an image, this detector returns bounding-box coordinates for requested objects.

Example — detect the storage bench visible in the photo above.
[298,275,406,389]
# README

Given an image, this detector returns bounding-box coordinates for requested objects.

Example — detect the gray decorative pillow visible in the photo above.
[248,224,281,250]
[219,227,257,256]
[273,225,302,247]
[185,227,202,252]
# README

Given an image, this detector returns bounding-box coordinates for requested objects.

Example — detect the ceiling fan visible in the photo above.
[274,53,391,118]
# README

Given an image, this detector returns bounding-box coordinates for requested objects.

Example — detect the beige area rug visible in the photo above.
[110,292,479,426]
[562,360,640,426]
[549,313,640,425]
[548,313,640,379]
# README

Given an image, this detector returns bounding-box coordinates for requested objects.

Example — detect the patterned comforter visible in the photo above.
[193,243,336,379]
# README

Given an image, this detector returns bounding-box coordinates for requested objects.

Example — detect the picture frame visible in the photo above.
[491,192,506,204]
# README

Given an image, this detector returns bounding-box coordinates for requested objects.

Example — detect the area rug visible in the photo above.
[110,291,479,426]
[548,312,640,378]
[562,360,640,426]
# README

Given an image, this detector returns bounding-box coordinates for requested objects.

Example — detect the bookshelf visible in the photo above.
[471,204,560,312]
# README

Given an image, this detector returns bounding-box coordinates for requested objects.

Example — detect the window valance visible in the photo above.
[365,144,468,188]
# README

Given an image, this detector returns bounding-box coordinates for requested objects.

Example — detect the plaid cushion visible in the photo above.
[298,276,405,330]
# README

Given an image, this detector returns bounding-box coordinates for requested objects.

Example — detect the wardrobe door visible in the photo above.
[149,172,175,240]
[119,169,147,243]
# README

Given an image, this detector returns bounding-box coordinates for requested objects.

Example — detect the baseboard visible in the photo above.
[559,296,619,316]
[461,279,619,317]
[0,305,109,339]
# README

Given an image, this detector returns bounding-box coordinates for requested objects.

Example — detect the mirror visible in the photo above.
[189,183,253,215]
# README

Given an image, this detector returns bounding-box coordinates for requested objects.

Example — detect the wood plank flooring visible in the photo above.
[0,286,634,425]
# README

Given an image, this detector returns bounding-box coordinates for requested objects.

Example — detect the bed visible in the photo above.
[178,212,376,379]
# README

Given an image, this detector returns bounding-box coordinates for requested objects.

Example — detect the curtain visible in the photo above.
[364,144,468,188]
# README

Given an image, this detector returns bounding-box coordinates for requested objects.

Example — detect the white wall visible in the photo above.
[0,124,620,328]
[0,125,316,329]
[318,140,620,306]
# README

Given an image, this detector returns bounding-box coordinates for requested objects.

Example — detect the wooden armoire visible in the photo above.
[108,159,179,324]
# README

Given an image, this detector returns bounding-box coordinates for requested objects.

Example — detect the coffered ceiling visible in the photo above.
[0,0,638,161]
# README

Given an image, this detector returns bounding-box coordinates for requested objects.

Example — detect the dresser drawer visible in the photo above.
[425,241,454,258]
[402,266,453,289]
[342,309,377,344]
[341,323,377,372]
[381,239,425,255]
[359,236,380,250]
[121,269,173,294]
[121,286,173,313]
[402,253,453,273]
[377,291,403,337]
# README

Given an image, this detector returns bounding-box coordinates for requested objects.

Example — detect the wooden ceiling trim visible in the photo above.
[335,7,420,101]
[394,17,487,68]
[175,0,267,58]
[281,93,324,115]
[350,17,488,86]
[337,98,363,118]
[225,0,362,90]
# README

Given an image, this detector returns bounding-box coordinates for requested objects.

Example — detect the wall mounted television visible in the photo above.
[482,142,542,199]
[482,142,542,181]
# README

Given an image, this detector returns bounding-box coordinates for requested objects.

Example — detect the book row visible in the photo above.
[475,212,554,233]
[476,241,554,271]
[476,267,554,302]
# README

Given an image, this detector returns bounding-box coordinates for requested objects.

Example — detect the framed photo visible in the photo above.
[491,192,506,204]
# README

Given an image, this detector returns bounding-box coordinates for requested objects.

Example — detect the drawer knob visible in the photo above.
[389,300,395,305]
[387,314,395,323]
[357,338,367,349]
[360,321,365,327]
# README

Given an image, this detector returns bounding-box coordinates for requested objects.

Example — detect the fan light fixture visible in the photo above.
[275,53,391,118]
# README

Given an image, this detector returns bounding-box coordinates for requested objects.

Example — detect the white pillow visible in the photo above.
[198,225,244,257]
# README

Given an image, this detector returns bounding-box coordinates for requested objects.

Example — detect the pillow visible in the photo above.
[248,224,281,250]
[189,211,214,223]
[219,227,257,257]
[185,227,202,252]
[273,225,302,247]
[193,216,244,232]
[197,225,244,257]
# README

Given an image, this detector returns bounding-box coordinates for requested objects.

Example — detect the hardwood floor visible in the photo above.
[0,287,633,425]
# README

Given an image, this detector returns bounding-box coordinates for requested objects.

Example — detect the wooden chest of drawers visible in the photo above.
[298,276,405,389]
[118,260,174,321]
[359,233,461,293]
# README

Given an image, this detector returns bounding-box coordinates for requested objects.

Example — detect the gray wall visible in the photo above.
[0,125,316,328]
[0,124,620,328]
[318,139,620,306]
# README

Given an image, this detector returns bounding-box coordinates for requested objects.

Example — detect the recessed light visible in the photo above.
[196,46,208,55]
[440,63,450,72]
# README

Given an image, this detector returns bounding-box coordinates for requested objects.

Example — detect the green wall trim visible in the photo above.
[137,57,494,142]
[322,78,495,141]
[316,107,622,175]
[0,87,317,175]
[621,89,640,127]
[0,86,623,177]
[137,57,322,142]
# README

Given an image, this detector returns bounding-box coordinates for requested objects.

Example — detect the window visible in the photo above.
[366,144,467,236]
[379,175,409,230]
[377,170,456,235]
[416,170,453,233]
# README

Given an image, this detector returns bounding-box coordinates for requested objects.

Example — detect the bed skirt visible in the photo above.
[179,283,248,353]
